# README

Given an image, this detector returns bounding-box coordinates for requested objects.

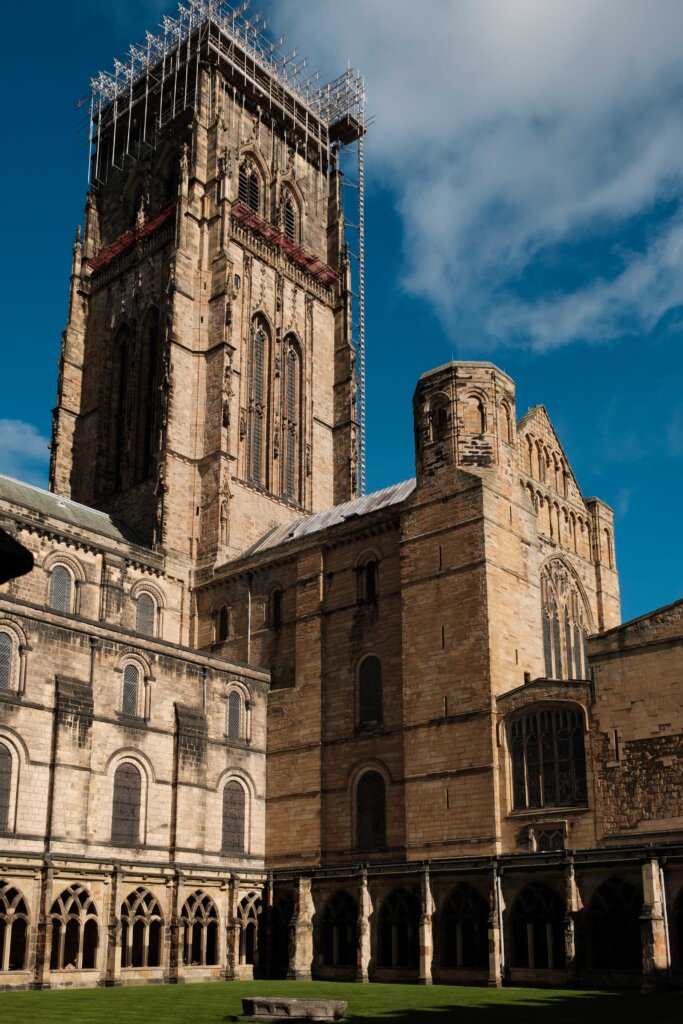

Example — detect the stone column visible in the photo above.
[356,871,372,983]
[487,866,503,988]
[225,877,240,980]
[563,859,580,975]
[640,859,670,987]
[164,873,182,984]
[287,877,314,980]
[418,867,434,985]
[102,867,122,986]
[31,863,54,990]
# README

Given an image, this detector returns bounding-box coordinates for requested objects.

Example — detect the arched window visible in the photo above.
[121,664,141,718]
[501,402,513,444]
[216,604,230,643]
[463,394,486,434]
[111,762,142,846]
[430,397,449,442]
[237,892,262,966]
[0,633,11,691]
[587,878,642,971]
[356,770,386,851]
[49,885,99,970]
[358,559,379,604]
[358,656,382,725]
[511,883,565,969]
[49,565,73,614]
[378,889,420,968]
[603,529,614,569]
[271,588,284,630]
[282,193,298,243]
[282,338,301,502]
[509,707,587,810]
[239,159,261,213]
[180,891,218,966]
[321,890,358,967]
[247,320,270,487]
[222,780,246,853]
[440,884,489,969]
[0,744,12,833]
[541,560,590,680]
[0,880,29,972]
[227,691,244,741]
[136,593,156,637]
[120,888,163,969]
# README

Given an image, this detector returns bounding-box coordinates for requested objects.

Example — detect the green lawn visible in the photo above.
[0,980,680,1024]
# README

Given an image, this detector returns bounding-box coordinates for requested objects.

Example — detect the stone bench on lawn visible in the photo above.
[237,996,348,1021]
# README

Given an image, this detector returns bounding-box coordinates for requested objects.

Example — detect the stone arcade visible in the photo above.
[1,1,682,993]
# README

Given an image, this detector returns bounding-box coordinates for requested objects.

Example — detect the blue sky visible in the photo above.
[1,0,682,622]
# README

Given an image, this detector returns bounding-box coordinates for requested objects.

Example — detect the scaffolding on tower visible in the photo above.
[81,0,368,495]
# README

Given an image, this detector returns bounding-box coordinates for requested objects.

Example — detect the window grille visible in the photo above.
[136,593,155,637]
[111,763,142,846]
[239,162,260,213]
[120,888,163,969]
[0,745,11,832]
[0,880,29,971]
[284,198,296,242]
[122,665,140,718]
[222,780,245,853]
[227,691,243,740]
[49,565,72,613]
[49,885,99,970]
[358,656,382,724]
[510,707,587,810]
[356,770,386,851]
[180,891,219,966]
[0,633,11,691]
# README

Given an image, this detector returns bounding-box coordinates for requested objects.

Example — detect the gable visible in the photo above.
[517,405,583,504]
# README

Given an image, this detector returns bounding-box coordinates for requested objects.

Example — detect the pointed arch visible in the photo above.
[541,557,593,679]
[587,878,642,971]
[49,885,99,971]
[238,152,266,215]
[321,890,358,968]
[120,888,164,969]
[247,317,271,488]
[0,880,29,972]
[511,882,565,969]
[180,890,219,966]
[439,883,489,969]
[281,334,302,502]
[237,891,262,967]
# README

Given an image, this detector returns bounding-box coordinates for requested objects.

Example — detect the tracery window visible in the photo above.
[49,565,73,614]
[281,338,301,502]
[356,770,386,851]
[238,159,261,213]
[136,593,156,637]
[49,885,99,970]
[237,892,261,966]
[541,560,590,680]
[358,656,383,725]
[227,691,244,741]
[321,890,358,967]
[378,888,419,968]
[440,884,489,969]
[0,880,29,971]
[222,780,246,853]
[587,878,642,971]
[247,320,270,487]
[121,664,141,718]
[120,888,163,969]
[509,707,587,810]
[511,883,565,969]
[0,633,11,691]
[0,744,12,833]
[111,762,142,846]
[180,891,218,966]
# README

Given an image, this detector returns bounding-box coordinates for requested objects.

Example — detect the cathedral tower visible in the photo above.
[50,5,365,565]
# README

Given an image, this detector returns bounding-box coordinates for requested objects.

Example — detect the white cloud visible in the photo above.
[0,420,50,488]
[271,0,683,350]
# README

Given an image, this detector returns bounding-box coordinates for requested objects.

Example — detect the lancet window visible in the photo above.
[238,159,261,213]
[247,320,270,487]
[541,560,590,680]
[281,337,301,502]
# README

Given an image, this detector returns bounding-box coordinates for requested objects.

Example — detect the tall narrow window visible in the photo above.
[358,656,383,725]
[541,560,591,680]
[587,878,642,971]
[109,328,131,493]
[282,339,301,502]
[136,593,156,637]
[356,770,386,851]
[121,665,140,718]
[239,160,261,213]
[248,322,269,487]
[0,633,11,691]
[271,588,284,630]
[509,707,587,810]
[227,691,243,740]
[321,891,358,968]
[49,565,72,614]
[283,196,297,242]
[216,605,230,643]
[463,394,486,433]
[378,889,419,968]
[121,888,163,969]
[111,763,142,846]
[238,893,262,966]
[0,744,11,833]
[511,883,565,969]
[430,397,449,441]
[0,881,29,971]
[134,308,160,483]
[440,884,489,969]
[222,780,246,853]
[358,559,379,603]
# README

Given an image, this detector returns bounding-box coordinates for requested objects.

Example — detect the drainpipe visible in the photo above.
[659,862,671,978]
[496,870,505,974]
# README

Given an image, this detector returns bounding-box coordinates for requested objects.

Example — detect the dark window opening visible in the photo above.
[321,890,358,967]
[378,889,420,969]
[440,884,489,969]
[216,605,230,642]
[359,560,379,604]
[180,891,219,966]
[587,878,643,971]
[49,886,99,971]
[356,770,386,851]
[0,882,29,971]
[358,656,383,725]
[511,883,565,969]
[120,888,163,969]
[271,588,284,630]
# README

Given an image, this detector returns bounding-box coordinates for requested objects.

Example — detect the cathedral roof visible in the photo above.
[0,474,138,545]
[243,478,416,556]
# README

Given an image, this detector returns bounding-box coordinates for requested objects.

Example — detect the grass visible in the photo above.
[0,980,680,1024]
